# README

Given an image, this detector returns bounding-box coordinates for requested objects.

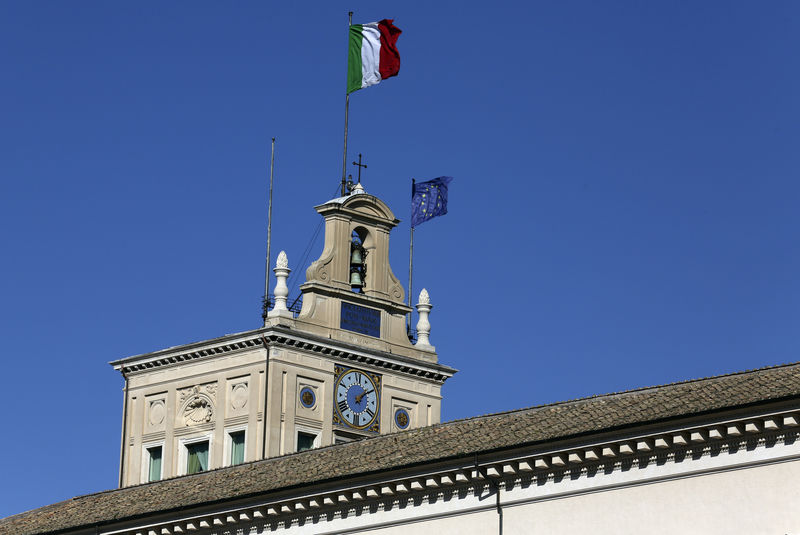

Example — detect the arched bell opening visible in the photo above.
[349,228,369,293]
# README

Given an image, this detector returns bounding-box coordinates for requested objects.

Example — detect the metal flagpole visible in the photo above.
[407,179,415,334]
[341,11,353,197]
[263,137,276,326]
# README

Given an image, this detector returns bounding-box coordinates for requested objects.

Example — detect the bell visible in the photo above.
[350,271,364,288]
[350,247,363,266]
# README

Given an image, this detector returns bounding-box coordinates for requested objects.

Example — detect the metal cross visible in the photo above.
[351,153,367,184]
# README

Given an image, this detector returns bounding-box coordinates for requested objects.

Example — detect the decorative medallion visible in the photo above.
[230,382,248,411]
[148,400,166,426]
[394,408,410,430]
[299,386,316,409]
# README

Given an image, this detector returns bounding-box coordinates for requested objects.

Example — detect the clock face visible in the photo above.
[333,368,380,431]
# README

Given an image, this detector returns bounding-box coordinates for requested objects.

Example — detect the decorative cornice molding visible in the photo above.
[110,327,456,384]
[103,409,800,535]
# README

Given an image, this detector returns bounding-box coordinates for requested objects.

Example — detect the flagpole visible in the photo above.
[263,137,275,326]
[341,11,353,197]
[407,178,415,334]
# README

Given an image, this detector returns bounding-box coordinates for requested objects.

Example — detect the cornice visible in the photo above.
[101,407,800,535]
[110,326,456,384]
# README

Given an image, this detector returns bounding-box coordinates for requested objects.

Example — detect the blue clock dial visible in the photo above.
[333,368,380,431]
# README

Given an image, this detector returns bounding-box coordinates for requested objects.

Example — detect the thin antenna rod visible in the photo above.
[263,137,276,326]
[341,11,353,197]
[407,179,415,333]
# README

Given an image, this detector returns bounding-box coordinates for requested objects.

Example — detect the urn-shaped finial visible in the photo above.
[415,288,434,349]
[269,250,292,318]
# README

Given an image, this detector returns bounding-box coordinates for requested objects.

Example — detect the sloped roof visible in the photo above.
[3,361,800,535]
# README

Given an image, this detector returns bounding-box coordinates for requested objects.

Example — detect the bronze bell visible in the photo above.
[350,246,363,266]
[350,270,364,288]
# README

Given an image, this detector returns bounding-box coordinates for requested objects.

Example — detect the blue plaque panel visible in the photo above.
[340,302,381,338]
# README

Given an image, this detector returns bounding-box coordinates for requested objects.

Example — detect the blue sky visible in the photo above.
[1,1,798,518]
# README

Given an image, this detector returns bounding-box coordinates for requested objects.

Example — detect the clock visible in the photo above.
[333,366,380,432]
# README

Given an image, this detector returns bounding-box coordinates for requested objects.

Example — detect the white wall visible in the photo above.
[266,437,800,535]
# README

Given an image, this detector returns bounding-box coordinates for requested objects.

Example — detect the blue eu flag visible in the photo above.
[411,177,453,228]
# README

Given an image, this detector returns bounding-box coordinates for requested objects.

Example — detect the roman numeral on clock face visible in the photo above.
[338,400,348,414]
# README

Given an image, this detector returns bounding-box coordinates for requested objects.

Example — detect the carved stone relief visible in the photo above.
[178,384,217,427]
[184,397,213,425]
[178,383,217,405]
[389,281,404,302]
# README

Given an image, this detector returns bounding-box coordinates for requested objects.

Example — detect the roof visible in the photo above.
[3,361,800,535]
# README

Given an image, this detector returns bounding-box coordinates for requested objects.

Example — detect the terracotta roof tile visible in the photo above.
[3,361,800,535]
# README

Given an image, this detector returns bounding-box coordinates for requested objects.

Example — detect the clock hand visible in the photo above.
[356,388,375,404]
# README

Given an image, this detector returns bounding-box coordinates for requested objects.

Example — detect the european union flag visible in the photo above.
[411,177,453,228]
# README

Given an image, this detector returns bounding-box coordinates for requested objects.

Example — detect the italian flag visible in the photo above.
[347,19,402,94]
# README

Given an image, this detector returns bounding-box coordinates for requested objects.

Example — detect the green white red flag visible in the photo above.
[347,19,402,94]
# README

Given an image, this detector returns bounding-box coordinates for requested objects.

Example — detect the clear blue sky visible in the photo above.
[1,1,798,518]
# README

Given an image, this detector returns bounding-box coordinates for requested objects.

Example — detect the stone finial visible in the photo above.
[276,250,288,269]
[352,182,366,195]
[418,288,430,305]
[269,250,292,318]
[415,288,434,350]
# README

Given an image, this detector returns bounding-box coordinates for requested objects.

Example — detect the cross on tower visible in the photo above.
[351,153,367,184]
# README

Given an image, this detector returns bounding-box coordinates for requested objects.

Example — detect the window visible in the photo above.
[224,426,247,467]
[229,430,245,465]
[334,431,365,445]
[145,445,162,482]
[186,441,209,474]
[297,431,317,452]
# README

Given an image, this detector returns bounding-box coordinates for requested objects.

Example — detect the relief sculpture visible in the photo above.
[178,384,216,426]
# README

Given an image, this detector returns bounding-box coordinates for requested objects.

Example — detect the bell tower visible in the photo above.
[279,184,424,357]
[263,183,451,450]
[113,182,455,486]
